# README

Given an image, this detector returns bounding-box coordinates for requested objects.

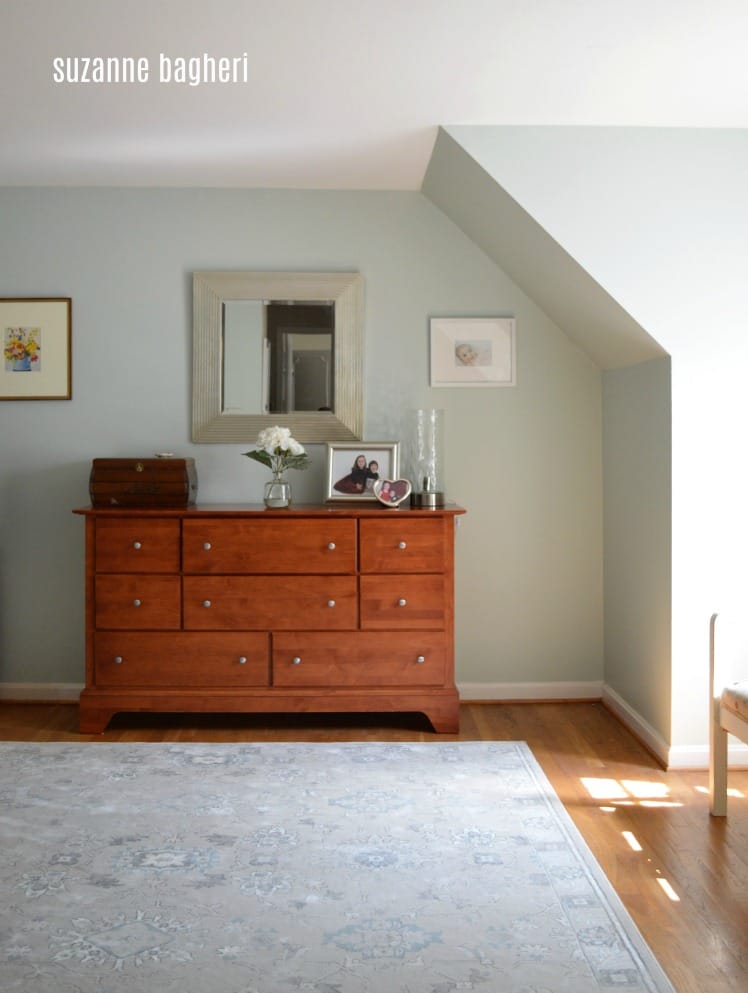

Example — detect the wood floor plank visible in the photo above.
[0,699,746,993]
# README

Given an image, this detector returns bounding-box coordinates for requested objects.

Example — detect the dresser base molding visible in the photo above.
[78,687,460,735]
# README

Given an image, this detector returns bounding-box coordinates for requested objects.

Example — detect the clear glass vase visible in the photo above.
[407,408,446,507]
[264,472,291,508]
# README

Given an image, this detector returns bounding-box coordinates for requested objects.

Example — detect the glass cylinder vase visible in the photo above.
[407,408,445,507]
[264,473,291,509]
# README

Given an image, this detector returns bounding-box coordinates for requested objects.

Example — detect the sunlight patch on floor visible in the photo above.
[579,778,684,905]
[656,877,681,902]
[694,784,744,798]
[580,777,683,808]
[621,780,669,799]
[622,830,643,852]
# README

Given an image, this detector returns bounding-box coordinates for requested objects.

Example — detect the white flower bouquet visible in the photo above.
[243,426,310,476]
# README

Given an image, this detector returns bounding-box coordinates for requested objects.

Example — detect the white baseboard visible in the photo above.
[458,681,603,701]
[0,682,83,702]
[665,741,748,770]
[460,680,748,770]
[459,680,673,765]
[600,684,671,767]
[599,684,748,770]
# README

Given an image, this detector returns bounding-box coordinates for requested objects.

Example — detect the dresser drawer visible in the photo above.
[273,631,447,686]
[95,575,181,629]
[360,574,445,629]
[183,519,356,574]
[95,518,180,573]
[94,632,269,686]
[183,575,358,630]
[359,518,446,573]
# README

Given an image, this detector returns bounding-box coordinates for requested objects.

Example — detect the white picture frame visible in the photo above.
[430,316,516,387]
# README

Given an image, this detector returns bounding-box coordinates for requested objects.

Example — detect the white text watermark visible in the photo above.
[52,53,249,87]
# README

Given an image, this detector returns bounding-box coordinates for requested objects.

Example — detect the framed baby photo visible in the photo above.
[325,442,400,502]
[430,316,516,387]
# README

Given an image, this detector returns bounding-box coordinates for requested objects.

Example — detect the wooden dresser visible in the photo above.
[73,503,466,733]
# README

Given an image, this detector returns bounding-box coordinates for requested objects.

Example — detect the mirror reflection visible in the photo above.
[222,301,334,415]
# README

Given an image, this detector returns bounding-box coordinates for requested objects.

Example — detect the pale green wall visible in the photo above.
[603,358,671,736]
[0,187,603,692]
[443,126,748,757]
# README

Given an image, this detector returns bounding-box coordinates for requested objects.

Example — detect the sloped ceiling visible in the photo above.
[422,128,666,370]
[4,1,732,367]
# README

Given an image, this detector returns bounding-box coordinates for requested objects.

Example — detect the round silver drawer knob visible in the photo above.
[203,542,212,551]
[133,541,142,550]
[416,655,426,664]
[327,599,336,607]
[398,598,407,607]
[398,541,407,549]
[132,598,142,607]
[238,656,247,665]
[114,656,124,664]
[203,600,212,608]
[292,656,302,665]
[327,542,336,550]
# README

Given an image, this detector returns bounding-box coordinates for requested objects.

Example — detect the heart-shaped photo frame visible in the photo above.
[373,478,412,508]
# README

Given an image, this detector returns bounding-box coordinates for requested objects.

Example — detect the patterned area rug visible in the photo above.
[1,741,676,993]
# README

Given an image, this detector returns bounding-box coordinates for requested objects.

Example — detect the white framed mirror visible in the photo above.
[192,271,364,443]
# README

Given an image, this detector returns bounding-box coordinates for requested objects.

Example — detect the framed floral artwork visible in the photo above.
[430,316,516,387]
[325,442,399,501]
[1,298,72,400]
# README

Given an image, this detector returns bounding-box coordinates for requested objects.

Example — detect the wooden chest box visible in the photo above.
[89,458,197,507]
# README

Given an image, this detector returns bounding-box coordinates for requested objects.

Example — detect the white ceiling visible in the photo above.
[3,0,748,189]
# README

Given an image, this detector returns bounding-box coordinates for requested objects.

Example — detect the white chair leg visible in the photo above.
[710,713,728,816]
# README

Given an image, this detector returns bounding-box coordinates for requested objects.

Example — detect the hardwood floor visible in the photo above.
[1,700,746,993]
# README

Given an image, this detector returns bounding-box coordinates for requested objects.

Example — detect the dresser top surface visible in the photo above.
[73,503,466,519]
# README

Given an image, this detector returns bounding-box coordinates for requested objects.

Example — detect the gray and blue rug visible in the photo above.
[1,741,676,992]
